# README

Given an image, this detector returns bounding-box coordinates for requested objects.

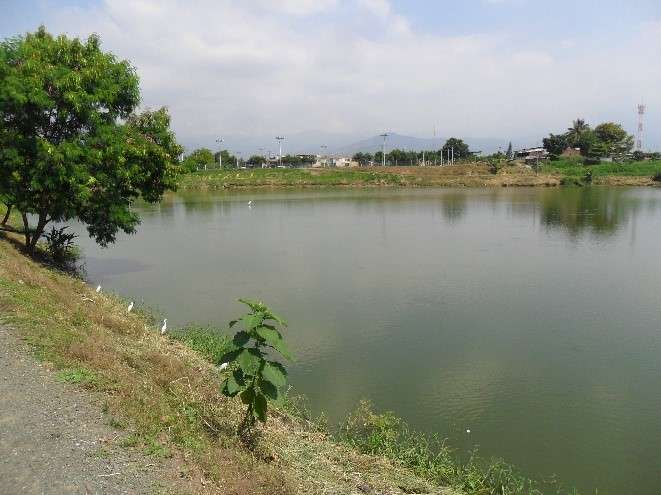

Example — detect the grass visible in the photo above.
[543,158,661,180]
[0,203,585,494]
[177,167,405,189]
[341,401,581,495]
[56,366,100,386]
[169,326,232,364]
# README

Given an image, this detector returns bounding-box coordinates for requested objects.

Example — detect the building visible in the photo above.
[516,147,549,162]
[312,156,358,168]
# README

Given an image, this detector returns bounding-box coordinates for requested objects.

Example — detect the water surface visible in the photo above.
[74,187,661,494]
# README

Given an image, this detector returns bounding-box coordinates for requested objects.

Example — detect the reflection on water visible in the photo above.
[73,187,661,495]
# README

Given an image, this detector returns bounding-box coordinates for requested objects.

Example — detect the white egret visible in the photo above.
[218,362,229,371]
[127,301,134,313]
[160,319,167,335]
[248,200,253,207]
[466,429,471,434]
[96,284,102,293]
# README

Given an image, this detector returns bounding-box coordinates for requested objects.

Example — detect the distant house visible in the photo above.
[516,147,549,162]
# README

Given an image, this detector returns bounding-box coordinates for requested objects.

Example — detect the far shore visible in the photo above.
[176,162,661,190]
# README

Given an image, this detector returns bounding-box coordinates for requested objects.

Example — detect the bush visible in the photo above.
[652,172,661,182]
[583,157,601,166]
[43,226,78,263]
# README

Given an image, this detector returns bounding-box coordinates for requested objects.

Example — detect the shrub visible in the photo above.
[43,226,78,263]
[220,299,292,435]
[652,172,661,182]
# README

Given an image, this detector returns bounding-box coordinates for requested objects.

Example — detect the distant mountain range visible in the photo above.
[330,133,527,156]
[181,131,540,158]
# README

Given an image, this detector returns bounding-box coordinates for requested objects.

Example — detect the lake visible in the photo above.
[74,187,661,494]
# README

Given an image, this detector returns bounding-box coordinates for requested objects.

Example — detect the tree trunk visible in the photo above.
[1,204,11,226]
[21,211,31,251]
[27,213,48,254]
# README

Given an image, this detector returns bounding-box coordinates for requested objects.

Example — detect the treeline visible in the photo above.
[542,119,653,161]
[352,137,473,166]
[180,148,316,172]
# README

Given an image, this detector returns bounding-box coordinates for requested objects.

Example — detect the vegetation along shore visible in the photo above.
[176,159,661,190]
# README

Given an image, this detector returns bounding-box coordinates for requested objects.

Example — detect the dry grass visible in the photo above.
[0,217,449,495]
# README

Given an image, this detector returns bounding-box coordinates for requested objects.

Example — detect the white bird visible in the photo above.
[248,200,253,206]
[96,284,102,293]
[160,319,167,335]
[466,429,471,434]
[218,362,229,371]
[127,301,134,313]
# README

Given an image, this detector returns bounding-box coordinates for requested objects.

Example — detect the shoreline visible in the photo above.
[176,165,660,191]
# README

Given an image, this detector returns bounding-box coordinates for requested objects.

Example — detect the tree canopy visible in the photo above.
[182,148,215,172]
[542,118,633,159]
[442,138,471,160]
[0,27,182,253]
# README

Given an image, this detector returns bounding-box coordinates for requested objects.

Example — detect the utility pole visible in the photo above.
[215,137,224,169]
[321,145,328,168]
[637,103,646,151]
[451,146,454,166]
[276,136,284,167]
[380,133,389,167]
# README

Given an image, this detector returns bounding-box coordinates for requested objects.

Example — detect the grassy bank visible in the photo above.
[176,160,661,190]
[0,205,582,494]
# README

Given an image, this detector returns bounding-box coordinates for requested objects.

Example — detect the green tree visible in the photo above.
[594,122,634,156]
[442,138,471,160]
[543,133,569,155]
[246,155,266,167]
[280,154,302,167]
[566,118,590,146]
[506,141,514,160]
[352,152,373,166]
[182,148,215,173]
[0,27,182,254]
[214,150,238,169]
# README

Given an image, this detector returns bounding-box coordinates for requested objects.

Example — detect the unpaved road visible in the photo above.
[0,324,186,495]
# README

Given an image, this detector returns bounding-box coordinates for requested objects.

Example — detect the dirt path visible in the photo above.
[0,324,189,495]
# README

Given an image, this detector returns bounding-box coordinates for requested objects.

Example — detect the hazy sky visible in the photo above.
[2,0,660,150]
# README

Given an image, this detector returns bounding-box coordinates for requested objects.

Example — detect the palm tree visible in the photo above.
[567,118,590,145]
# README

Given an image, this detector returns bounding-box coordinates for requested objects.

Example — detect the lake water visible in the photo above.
[74,187,661,494]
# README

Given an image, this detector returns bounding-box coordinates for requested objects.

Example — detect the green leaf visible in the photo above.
[219,349,240,365]
[269,338,292,361]
[237,348,262,374]
[259,379,279,400]
[233,331,250,347]
[241,313,264,331]
[223,376,241,396]
[255,325,281,345]
[254,393,268,422]
[240,386,255,405]
[261,361,287,388]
